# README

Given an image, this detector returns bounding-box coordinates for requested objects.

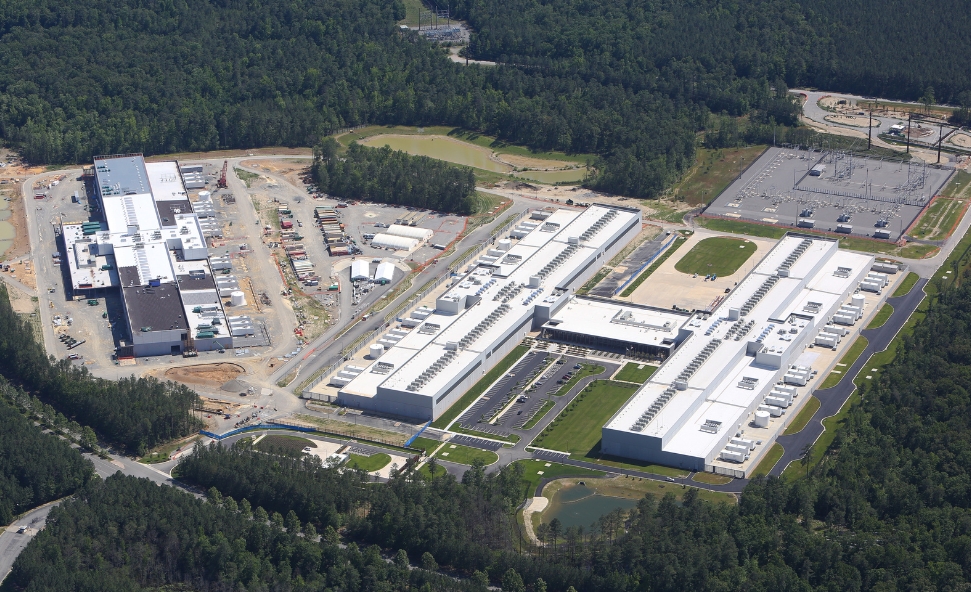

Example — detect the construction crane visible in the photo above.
[217,160,228,188]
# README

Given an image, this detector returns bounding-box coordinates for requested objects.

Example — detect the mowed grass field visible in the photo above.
[613,362,658,384]
[434,443,499,466]
[346,453,392,472]
[674,236,757,276]
[533,380,638,455]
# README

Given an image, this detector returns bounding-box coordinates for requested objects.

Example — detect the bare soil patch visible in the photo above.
[824,114,878,128]
[165,363,246,386]
[948,133,971,148]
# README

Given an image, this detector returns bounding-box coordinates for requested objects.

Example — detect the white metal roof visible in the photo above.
[547,297,690,347]
[145,162,190,202]
[604,234,873,462]
[338,205,641,402]
[375,262,395,283]
[371,233,418,250]
[387,224,433,240]
[351,260,371,280]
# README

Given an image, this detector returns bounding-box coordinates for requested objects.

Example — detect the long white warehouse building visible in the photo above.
[332,205,642,420]
[601,234,875,472]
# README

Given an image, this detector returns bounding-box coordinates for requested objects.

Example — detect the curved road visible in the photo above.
[771,278,928,476]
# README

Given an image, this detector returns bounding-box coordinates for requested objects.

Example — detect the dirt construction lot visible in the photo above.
[628,229,775,311]
[164,363,246,386]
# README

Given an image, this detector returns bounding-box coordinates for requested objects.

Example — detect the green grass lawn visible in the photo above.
[434,443,499,466]
[892,272,920,297]
[256,435,315,454]
[783,396,820,435]
[511,459,606,498]
[533,380,638,454]
[431,344,529,429]
[620,235,688,296]
[613,362,658,384]
[751,443,784,478]
[866,304,894,329]
[696,217,788,239]
[691,472,733,485]
[408,437,443,454]
[672,145,768,205]
[674,236,758,277]
[899,243,939,259]
[571,442,689,478]
[818,336,869,390]
[346,453,392,472]
[522,399,555,430]
[552,364,605,395]
[396,0,424,26]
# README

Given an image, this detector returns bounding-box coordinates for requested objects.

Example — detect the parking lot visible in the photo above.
[706,147,953,241]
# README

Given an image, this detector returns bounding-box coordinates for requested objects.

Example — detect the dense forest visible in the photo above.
[312,139,477,214]
[0,286,201,454]
[0,380,93,524]
[1,0,969,197]
[0,474,486,592]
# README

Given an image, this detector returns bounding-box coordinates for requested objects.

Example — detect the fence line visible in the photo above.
[303,209,529,393]
[613,233,678,295]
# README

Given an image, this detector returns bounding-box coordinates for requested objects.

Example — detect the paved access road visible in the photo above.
[0,447,189,584]
[0,503,57,585]
[771,278,928,476]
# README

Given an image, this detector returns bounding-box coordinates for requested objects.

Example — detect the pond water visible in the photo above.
[514,169,587,183]
[360,135,512,173]
[543,484,638,530]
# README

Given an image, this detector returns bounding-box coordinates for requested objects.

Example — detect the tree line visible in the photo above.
[312,139,477,214]
[1,473,490,592]
[0,379,94,525]
[2,0,968,199]
[0,285,201,454]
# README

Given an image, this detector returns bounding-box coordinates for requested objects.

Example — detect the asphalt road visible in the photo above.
[0,503,57,585]
[0,448,189,584]
[771,277,928,476]
[268,198,527,388]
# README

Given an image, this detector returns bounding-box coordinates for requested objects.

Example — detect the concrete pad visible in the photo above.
[627,229,774,311]
[371,453,409,479]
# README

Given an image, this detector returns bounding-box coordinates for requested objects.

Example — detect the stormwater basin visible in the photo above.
[543,483,638,529]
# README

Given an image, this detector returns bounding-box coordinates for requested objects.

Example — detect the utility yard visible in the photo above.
[705,147,952,241]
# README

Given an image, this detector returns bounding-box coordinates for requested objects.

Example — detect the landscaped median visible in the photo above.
[817,336,869,390]
[783,396,821,435]
[432,442,498,466]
